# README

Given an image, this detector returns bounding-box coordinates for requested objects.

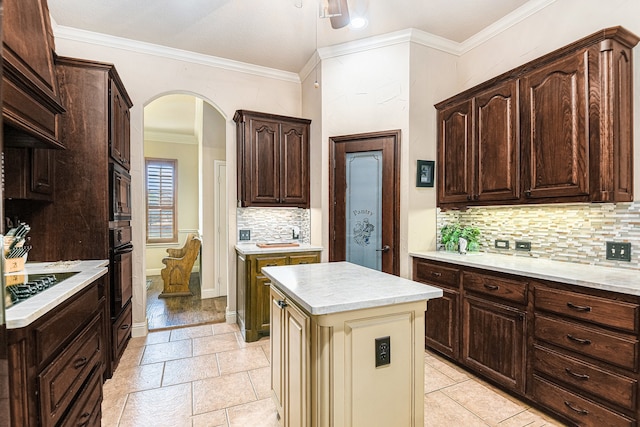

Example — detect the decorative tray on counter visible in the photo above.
[256,242,300,248]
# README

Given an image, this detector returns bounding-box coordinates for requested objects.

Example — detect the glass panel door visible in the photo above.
[345,151,383,270]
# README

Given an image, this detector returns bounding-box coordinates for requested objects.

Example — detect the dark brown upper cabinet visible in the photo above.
[235,110,311,208]
[4,147,54,202]
[2,0,65,149]
[436,27,639,209]
[110,79,132,170]
[437,81,519,205]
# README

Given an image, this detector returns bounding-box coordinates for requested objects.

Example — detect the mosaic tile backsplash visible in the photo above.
[237,208,311,244]
[437,202,640,270]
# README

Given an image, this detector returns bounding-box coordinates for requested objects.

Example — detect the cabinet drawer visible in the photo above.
[535,315,638,371]
[112,301,132,363]
[38,314,103,427]
[59,365,103,427]
[463,271,527,304]
[534,345,637,411]
[256,256,287,274]
[413,260,459,288]
[34,284,100,366]
[532,375,634,427]
[535,286,639,333]
[289,253,319,265]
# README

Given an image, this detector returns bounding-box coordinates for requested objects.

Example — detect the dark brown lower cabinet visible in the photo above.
[462,295,526,392]
[7,277,106,427]
[412,256,640,426]
[424,287,459,359]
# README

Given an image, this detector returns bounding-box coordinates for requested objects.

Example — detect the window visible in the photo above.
[146,158,177,243]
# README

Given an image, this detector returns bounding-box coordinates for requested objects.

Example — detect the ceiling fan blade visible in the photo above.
[328,0,350,29]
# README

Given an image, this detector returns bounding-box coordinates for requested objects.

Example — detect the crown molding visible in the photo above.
[299,0,556,80]
[53,0,556,85]
[458,0,557,54]
[53,25,301,83]
[144,130,198,145]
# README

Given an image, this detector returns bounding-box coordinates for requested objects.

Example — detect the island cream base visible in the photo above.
[271,285,426,427]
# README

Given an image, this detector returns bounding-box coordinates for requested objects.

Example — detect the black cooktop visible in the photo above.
[5,272,78,307]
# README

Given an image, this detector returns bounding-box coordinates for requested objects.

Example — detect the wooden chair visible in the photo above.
[159,233,202,297]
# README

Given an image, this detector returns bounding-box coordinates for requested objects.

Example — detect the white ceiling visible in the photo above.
[48,0,534,74]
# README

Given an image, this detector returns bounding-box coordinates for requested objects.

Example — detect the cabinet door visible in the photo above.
[437,99,474,204]
[280,122,309,207]
[520,52,589,200]
[283,297,310,427]
[270,287,285,419]
[255,276,272,335]
[425,287,459,359]
[463,294,526,393]
[475,81,520,202]
[4,147,54,201]
[109,80,131,169]
[249,118,280,205]
[30,149,54,196]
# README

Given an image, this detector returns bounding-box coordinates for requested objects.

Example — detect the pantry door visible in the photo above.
[330,130,400,275]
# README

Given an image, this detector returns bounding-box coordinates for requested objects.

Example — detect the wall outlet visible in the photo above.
[606,242,631,262]
[515,241,531,251]
[495,239,510,249]
[239,229,251,241]
[375,336,391,367]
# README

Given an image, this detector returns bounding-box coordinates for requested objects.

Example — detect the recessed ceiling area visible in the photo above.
[48,0,535,73]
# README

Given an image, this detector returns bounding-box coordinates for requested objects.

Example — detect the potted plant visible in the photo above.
[440,223,480,252]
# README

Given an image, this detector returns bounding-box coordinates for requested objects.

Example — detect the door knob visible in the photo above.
[376,245,390,253]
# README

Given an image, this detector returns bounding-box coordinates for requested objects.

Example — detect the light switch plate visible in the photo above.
[515,241,531,251]
[495,239,510,249]
[239,229,251,241]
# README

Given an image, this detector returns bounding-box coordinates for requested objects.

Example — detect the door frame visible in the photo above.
[329,130,401,275]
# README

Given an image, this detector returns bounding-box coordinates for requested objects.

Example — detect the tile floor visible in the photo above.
[101,323,566,427]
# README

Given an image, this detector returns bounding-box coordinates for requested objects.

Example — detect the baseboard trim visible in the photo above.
[131,320,149,338]
[225,310,237,324]
[201,289,218,299]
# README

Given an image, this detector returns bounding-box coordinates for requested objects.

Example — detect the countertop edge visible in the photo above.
[6,260,109,329]
[235,243,324,255]
[410,251,640,296]
[263,262,443,316]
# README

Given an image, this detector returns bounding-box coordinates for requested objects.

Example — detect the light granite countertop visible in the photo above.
[5,260,108,329]
[410,250,640,296]
[262,261,443,315]
[235,242,323,255]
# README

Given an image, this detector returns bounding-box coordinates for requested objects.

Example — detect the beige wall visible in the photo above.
[143,139,199,275]
[54,35,302,336]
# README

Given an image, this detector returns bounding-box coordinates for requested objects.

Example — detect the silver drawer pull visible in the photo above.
[484,284,499,291]
[567,334,591,345]
[430,272,442,277]
[120,324,130,330]
[563,400,589,415]
[567,302,591,312]
[565,368,590,380]
[277,300,288,309]
[77,412,91,426]
[73,357,88,369]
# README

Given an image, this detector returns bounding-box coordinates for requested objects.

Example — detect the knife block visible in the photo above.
[4,236,26,273]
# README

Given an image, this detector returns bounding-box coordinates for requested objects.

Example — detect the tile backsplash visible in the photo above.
[437,202,640,270]
[236,208,311,244]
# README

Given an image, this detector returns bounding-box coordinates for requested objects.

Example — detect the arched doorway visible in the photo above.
[143,93,228,329]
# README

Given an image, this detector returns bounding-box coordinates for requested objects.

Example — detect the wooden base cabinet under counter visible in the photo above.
[235,246,320,342]
[532,282,640,426]
[6,274,107,427]
[412,252,640,426]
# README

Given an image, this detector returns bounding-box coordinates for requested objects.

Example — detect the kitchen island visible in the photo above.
[262,261,442,427]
